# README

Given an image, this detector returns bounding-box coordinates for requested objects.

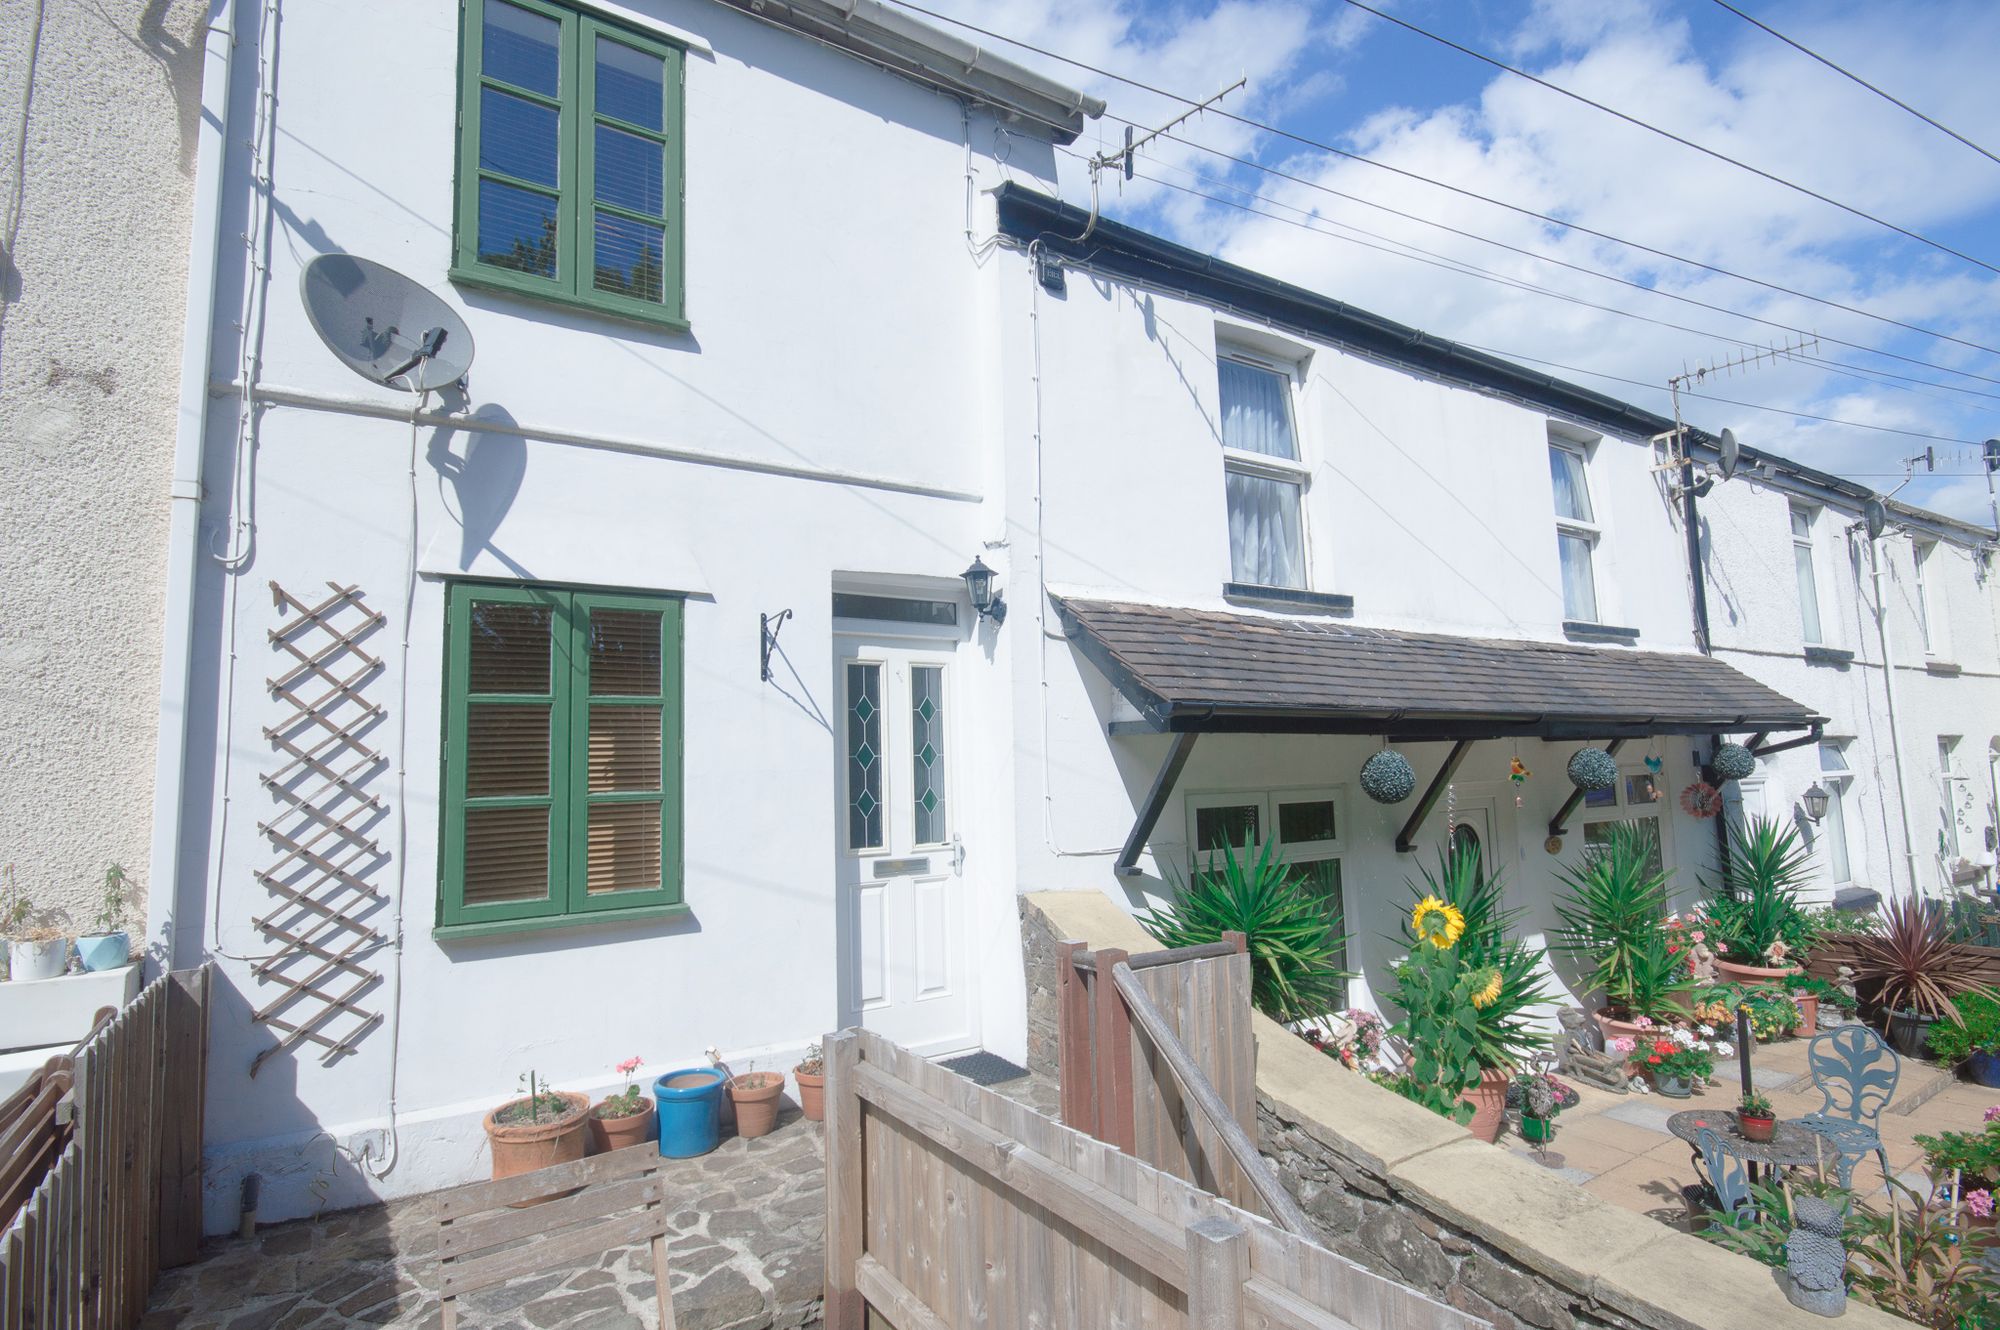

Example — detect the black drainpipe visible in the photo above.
[1676,450,1733,881]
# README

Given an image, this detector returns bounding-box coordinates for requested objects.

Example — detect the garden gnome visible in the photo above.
[1834,964,1859,1013]
[1687,938,1717,984]
[1782,1195,1847,1317]
[1553,1008,1629,1094]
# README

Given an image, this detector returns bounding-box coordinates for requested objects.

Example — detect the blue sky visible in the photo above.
[908,0,2000,526]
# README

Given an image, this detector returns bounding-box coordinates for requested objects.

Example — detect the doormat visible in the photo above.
[937,1051,1029,1086]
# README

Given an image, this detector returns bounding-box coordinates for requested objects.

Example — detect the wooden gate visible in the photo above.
[823,1028,1484,1330]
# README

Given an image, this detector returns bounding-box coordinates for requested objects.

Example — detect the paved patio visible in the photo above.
[1499,1032,1989,1228]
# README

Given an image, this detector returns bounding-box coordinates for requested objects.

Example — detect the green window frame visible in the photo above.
[440,582,685,938]
[452,0,687,328]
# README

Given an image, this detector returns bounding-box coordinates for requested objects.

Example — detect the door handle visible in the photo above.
[951,834,965,875]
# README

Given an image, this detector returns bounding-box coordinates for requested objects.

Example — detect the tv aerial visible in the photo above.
[301,253,473,392]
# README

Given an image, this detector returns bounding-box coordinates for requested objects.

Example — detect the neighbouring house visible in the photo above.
[0,0,206,940]
[135,0,1997,1236]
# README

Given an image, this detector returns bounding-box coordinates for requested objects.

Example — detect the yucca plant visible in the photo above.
[1852,897,1998,1023]
[1551,822,1675,1017]
[1704,816,1817,966]
[1622,926,1699,1022]
[1398,845,1552,1069]
[1139,835,1350,1024]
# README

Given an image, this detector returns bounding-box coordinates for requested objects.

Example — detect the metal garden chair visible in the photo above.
[1690,1126,1752,1223]
[1796,1024,1898,1190]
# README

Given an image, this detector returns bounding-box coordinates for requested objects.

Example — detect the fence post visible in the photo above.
[157,966,211,1269]
[1057,941,1093,1135]
[1093,948,1134,1153]
[1222,931,1247,956]
[1185,1215,1249,1330]
[822,1031,864,1330]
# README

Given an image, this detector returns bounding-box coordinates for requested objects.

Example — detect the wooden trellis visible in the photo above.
[251,581,389,1075]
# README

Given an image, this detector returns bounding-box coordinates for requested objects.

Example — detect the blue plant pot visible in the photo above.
[1968,1050,2000,1089]
[653,1068,726,1158]
[75,932,129,972]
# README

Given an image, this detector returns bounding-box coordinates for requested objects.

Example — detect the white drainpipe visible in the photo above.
[1865,532,1923,897]
[145,0,242,970]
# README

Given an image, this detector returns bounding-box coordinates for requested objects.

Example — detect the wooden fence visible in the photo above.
[823,1028,1484,1330]
[0,965,212,1330]
[1057,935,1269,1214]
[1804,932,2000,989]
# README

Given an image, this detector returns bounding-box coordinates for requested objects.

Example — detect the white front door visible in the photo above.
[834,638,975,1056]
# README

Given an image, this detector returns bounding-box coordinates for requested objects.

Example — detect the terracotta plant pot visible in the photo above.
[1713,959,1801,987]
[1594,1008,1656,1045]
[794,1068,825,1122]
[588,1101,657,1154]
[483,1090,591,1188]
[1739,1112,1776,1143]
[1790,994,1818,1034]
[728,1072,785,1139]
[1458,1066,1513,1144]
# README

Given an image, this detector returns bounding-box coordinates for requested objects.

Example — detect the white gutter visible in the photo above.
[145,0,239,971]
[1864,532,1924,896]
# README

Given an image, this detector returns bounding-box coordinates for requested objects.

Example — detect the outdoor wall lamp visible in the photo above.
[1802,782,1830,824]
[961,556,1007,624]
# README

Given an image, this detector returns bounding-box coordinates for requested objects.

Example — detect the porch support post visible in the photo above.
[1547,738,1625,840]
[1394,739,1473,853]
[1115,731,1200,877]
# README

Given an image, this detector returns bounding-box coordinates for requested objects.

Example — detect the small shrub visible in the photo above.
[1927,992,2000,1062]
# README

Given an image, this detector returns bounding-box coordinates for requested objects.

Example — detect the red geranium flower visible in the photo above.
[1648,1055,1661,1064]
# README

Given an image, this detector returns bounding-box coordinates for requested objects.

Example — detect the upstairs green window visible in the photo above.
[453,0,686,326]
[441,582,684,935]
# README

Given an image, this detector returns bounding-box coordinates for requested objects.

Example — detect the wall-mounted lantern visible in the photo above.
[1801,782,1830,824]
[961,556,1007,624]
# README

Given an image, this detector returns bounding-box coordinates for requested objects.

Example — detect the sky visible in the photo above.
[900,0,2000,527]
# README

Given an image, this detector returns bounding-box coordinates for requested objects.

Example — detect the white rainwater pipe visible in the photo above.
[1864,531,1924,897]
[146,0,243,970]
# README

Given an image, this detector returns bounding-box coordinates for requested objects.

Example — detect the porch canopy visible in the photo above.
[1052,598,1824,871]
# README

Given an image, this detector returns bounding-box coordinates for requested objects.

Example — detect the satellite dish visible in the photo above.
[301,253,473,392]
[1863,497,1889,541]
[1716,428,1741,482]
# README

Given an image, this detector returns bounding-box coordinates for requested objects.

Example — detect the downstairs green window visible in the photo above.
[441,583,684,933]
[452,0,686,326]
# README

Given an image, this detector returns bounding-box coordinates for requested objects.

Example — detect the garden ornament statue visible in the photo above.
[1554,1007,1630,1093]
[1833,965,1859,1013]
[1687,938,1718,984]
[1782,1194,1848,1316]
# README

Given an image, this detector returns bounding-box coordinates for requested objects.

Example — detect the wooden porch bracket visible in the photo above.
[1393,739,1473,853]
[1115,731,1200,877]
[1750,724,1822,758]
[1547,738,1624,840]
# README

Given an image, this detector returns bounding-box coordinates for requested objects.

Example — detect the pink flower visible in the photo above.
[1985,1104,2000,1124]
[1634,1015,1654,1029]
[1968,1189,1994,1219]
[1609,1036,1636,1054]
[1691,931,1705,944]
[615,1056,644,1077]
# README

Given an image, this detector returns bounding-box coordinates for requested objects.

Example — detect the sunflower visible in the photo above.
[1468,967,1504,1009]
[1411,896,1466,948]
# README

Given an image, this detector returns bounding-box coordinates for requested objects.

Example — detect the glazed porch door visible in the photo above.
[834,640,975,1057]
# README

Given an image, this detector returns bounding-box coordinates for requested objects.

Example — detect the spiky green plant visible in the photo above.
[1704,816,1817,965]
[1138,835,1350,1024]
[1398,845,1553,1069]
[1551,822,1675,1017]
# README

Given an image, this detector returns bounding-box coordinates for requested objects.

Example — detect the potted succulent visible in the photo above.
[589,1057,656,1153]
[482,1070,591,1182]
[75,864,134,972]
[794,1044,826,1122]
[1851,897,1999,1057]
[1703,818,1815,986]
[726,1067,785,1139]
[1738,1090,1777,1143]
[1927,993,2000,1087]
[3,866,68,982]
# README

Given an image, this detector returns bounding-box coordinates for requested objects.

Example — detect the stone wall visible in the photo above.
[1021,891,1906,1330]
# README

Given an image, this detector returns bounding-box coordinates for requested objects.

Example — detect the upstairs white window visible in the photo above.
[1914,540,1946,656]
[1791,504,1823,645]
[1218,351,1308,590]
[1548,439,1599,622]
[1818,740,1854,885]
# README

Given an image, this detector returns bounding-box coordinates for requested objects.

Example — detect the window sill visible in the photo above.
[449,266,690,336]
[1562,621,1639,644]
[1223,583,1352,614]
[434,900,690,943]
[1804,645,1855,666]
[1924,658,1962,676]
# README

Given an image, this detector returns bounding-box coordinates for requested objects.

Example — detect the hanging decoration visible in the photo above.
[1681,781,1725,819]
[1509,756,1530,808]
[1711,742,1757,783]
[1359,749,1417,805]
[1566,746,1619,792]
[1644,753,1664,775]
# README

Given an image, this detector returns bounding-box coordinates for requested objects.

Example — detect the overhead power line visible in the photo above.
[882,0,2000,361]
[1710,0,2000,168]
[1335,0,2000,275]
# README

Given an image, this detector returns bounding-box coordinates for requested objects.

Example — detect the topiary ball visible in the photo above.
[1711,742,1756,783]
[1566,747,1619,792]
[1359,750,1417,805]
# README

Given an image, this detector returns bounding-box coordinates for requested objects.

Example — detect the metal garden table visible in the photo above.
[1666,1109,1836,1185]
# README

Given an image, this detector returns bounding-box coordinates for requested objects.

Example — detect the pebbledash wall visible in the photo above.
[1021,892,1907,1330]
[150,0,1079,1230]
[0,0,204,938]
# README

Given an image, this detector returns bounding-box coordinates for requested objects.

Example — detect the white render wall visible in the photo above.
[160,0,1056,1228]
[0,0,202,939]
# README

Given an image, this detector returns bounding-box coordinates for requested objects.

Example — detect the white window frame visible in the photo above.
[1186,785,1348,1011]
[1217,345,1312,591]
[1547,429,1602,624]
[1818,739,1855,887]
[1941,736,1966,859]
[1914,539,1946,657]
[1577,763,1675,876]
[1791,502,1825,646]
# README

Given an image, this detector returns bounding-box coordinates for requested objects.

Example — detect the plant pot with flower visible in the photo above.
[589,1057,656,1153]
[1702,818,1816,988]
[483,1071,591,1185]
[794,1044,826,1122]
[1629,1033,1718,1099]
[1737,1090,1777,1143]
